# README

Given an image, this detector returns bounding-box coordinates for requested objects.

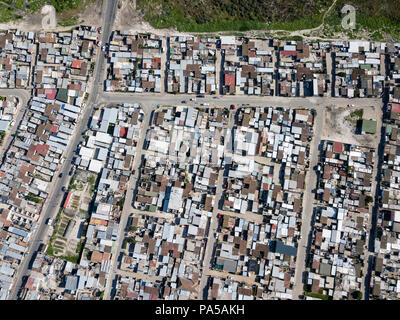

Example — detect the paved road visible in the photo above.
[8,0,117,299]
[291,106,323,299]
[100,92,382,110]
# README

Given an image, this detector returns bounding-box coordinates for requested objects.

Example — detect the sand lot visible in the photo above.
[322,104,382,148]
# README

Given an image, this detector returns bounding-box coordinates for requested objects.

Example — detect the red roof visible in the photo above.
[71,59,82,69]
[225,73,235,86]
[51,125,58,133]
[36,144,50,156]
[25,277,36,290]
[63,192,72,209]
[333,141,343,153]
[119,127,128,138]
[45,89,57,100]
[280,50,298,56]
[392,103,400,113]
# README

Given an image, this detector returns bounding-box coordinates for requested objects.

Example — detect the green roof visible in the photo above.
[56,88,68,103]
[362,119,377,134]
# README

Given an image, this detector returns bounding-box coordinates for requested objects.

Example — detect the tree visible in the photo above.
[351,290,362,300]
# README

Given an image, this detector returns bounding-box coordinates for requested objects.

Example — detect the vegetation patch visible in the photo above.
[137,0,332,33]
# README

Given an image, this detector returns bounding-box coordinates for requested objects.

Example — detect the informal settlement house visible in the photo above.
[305,140,375,300]
[332,40,385,98]
[221,36,275,96]
[106,32,162,93]
[0,30,34,89]
[167,36,217,94]
[278,40,329,97]
[207,275,263,300]
[212,107,313,299]
[388,43,400,104]
[0,27,99,300]
[369,45,400,299]
[112,106,228,299]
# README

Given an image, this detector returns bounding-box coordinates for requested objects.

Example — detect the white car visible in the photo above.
[46,218,53,225]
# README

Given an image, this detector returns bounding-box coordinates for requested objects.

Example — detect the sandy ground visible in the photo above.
[114,0,189,37]
[0,0,103,32]
[322,104,382,148]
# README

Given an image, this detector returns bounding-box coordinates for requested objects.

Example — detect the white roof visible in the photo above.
[220,36,235,45]
[88,159,103,173]
[79,146,95,160]
[95,131,113,144]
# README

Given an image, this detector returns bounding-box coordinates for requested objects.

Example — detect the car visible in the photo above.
[181,100,186,103]
[203,103,210,106]
[61,186,66,192]
[46,218,53,225]
[102,45,106,52]
[156,104,161,108]
[58,173,63,178]
[10,120,15,126]
[230,104,236,110]
[69,169,73,176]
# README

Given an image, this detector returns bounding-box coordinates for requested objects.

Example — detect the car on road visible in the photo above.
[181,100,186,103]
[61,186,66,192]
[58,173,63,178]
[202,103,210,106]
[230,104,236,110]
[197,94,205,98]
[69,168,73,176]
[156,104,161,108]
[46,218,53,225]
[10,120,15,126]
